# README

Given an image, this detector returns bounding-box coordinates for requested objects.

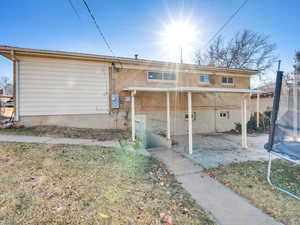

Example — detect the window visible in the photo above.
[163,72,176,81]
[185,112,196,120]
[222,76,234,85]
[199,74,210,84]
[219,111,229,119]
[147,71,176,81]
[148,72,162,80]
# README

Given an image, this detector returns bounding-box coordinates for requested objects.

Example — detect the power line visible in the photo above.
[81,0,116,57]
[67,0,82,21]
[204,0,249,48]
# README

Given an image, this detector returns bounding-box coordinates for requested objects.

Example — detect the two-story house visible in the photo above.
[0,46,258,152]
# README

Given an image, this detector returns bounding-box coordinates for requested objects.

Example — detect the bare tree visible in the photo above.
[294,51,300,73]
[196,30,277,77]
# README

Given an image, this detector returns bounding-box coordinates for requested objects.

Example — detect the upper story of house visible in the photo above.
[0,46,257,93]
[114,64,255,93]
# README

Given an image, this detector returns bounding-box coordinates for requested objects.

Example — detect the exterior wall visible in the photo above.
[18,56,110,116]
[128,92,248,136]
[115,68,250,95]
[136,109,242,136]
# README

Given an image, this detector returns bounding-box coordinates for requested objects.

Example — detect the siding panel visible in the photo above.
[19,57,109,116]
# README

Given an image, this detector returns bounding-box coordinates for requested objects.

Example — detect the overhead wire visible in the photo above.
[67,0,82,21]
[82,0,116,57]
[203,0,249,49]
[81,0,123,68]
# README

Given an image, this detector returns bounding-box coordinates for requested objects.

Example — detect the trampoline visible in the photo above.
[264,71,300,200]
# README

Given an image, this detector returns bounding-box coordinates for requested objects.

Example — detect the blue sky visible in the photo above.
[0,0,299,84]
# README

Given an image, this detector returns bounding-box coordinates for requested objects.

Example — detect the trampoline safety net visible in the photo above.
[267,72,300,161]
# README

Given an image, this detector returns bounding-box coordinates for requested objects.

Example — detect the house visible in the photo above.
[0,95,12,106]
[0,46,259,152]
[0,95,14,118]
[249,83,274,116]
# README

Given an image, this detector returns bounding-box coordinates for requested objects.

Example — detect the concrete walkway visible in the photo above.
[0,134,120,148]
[149,147,283,225]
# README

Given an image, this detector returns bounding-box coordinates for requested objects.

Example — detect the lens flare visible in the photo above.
[159,19,199,63]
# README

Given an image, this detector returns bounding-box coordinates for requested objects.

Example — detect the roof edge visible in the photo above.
[0,45,258,75]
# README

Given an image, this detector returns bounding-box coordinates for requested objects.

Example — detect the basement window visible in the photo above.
[185,112,196,121]
[222,76,234,85]
[219,111,230,119]
[147,71,176,82]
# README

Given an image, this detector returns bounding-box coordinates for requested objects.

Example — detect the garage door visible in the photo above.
[18,56,109,116]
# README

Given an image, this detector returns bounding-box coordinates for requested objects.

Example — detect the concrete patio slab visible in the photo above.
[149,147,283,225]
[172,133,269,168]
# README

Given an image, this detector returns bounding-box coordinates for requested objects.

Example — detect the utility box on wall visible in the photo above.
[111,93,120,109]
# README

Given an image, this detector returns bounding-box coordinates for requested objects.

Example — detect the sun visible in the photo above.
[159,19,199,62]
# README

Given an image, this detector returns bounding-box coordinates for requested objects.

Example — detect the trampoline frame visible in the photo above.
[266,71,300,200]
[267,151,300,200]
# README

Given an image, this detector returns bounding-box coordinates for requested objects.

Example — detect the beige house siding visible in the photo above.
[249,96,273,114]
[18,56,110,116]
[115,68,250,92]
[122,91,247,135]
[114,68,251,120]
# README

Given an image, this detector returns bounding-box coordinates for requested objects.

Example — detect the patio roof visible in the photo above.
[124,86,261,93]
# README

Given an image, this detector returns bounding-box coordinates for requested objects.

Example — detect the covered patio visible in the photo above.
[125,86,261,153]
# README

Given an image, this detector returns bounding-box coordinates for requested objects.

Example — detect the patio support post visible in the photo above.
[188,91,193,154]
[166,92,171,146]
[241,97,248,149]
[241,99,244,148]
[256,92,260,128]
[131,90,136,142]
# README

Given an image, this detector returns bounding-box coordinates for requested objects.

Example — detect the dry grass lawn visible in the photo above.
[0,142,214,225]
[0,126,130,141]
[206,160,300,225]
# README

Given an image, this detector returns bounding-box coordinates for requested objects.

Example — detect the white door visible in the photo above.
[135,115,147,147]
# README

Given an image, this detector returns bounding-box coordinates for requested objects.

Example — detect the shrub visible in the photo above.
[234,111,271,134]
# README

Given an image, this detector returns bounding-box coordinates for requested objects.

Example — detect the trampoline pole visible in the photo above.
[268,71,284,151]
[267,152,272,185]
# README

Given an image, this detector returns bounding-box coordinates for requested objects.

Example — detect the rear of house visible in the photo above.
[0,46,258,148]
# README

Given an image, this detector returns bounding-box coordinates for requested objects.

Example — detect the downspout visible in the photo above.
[110,63,119,129]
[11,50,20,121]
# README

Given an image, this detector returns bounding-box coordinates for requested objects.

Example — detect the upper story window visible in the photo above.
[163,72,176,81]
[147,72,176,82]
[199,74,210,84]
[222,76,234,85]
